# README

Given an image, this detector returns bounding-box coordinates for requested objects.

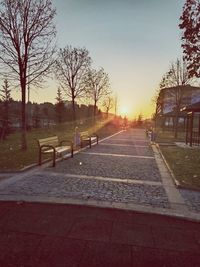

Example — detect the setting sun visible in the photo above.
[119,106,129,117]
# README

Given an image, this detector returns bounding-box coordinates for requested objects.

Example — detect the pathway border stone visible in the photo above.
[152,144,189,213]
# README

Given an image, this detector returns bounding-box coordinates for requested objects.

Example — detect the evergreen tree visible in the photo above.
[0,79,12,139]
[32,105,40,128]
[55,87,66,123]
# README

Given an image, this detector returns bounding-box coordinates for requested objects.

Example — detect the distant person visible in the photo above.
[74,126,80,149]
[123,116,127,129]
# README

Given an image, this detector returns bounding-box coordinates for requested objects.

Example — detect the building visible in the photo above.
[156,85,200,130]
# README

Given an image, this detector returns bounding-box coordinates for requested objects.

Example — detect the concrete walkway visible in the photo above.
[0,128,200,221]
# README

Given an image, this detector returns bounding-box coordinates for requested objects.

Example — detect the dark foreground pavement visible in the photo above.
[0,201,200,267]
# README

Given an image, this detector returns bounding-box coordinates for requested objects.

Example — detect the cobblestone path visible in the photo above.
[0,128,200,219]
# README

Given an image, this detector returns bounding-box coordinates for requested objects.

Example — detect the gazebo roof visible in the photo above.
[181,101,200,112]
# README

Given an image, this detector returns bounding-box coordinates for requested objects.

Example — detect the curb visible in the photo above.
[155,143,181,187]
[0,194,200,223]
[0,158,52,176]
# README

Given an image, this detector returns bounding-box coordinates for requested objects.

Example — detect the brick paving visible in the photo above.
[46,153,162,181]
[180,189,200,213]
[0,172,169,208]
[0,128,200,214]
[0,129,168,209]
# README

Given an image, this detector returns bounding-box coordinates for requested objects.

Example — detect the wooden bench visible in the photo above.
[80,131,98,148]
[37,136,73,167]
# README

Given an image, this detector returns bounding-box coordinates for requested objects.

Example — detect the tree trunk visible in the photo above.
[21,82,27,150]
[72,97,76,122]
[93,101,97,121]
[106,107,109,118]
[4,102,9,127]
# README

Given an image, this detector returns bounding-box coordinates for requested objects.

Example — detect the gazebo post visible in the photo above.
[182,101,200,147]
[199,115,200,135]
[186,113,189,145]
[198,114,200,145]
[189,111,194,147]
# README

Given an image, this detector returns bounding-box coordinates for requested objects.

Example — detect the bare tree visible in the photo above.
[103,95,114,118]
[55,46,91,122]
[179,0,200,78]
[86,68,110,118]
[152,86,164,133]
[160,58,192,89]
[114,93,118,118]
[152,87,162,116]
[158,58,196,138]
[0,0,56,149]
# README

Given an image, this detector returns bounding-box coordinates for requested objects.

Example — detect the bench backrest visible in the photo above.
[80,131,89,138]
[38,136,59,147]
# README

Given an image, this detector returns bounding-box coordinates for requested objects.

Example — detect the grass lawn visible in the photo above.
[160,145,200,190]
[0,118,120,171]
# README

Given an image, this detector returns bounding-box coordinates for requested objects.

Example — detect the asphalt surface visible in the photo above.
[0,201,200,267]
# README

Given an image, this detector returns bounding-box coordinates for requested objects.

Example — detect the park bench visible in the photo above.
[37,136,73,167]
[80,131,98,148]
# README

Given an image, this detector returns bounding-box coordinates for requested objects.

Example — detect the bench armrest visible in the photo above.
[59,140,73,147]
[91,133,98,138]
[40,144,56,152]
[60,140,74,158]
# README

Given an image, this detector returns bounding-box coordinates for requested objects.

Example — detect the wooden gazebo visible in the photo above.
[182,101,200,146]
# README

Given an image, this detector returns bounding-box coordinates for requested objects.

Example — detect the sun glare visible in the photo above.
[120,106,129,117]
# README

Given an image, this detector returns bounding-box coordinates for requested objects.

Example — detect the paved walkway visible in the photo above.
[0,128,200,266]
[0,128,200,220]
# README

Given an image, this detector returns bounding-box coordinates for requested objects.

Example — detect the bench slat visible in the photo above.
[43,146,72,154]
[38,136,59,147]
[80,131,89,138]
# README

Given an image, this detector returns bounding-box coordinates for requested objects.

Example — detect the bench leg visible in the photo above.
[52,151,56,167]
[39,149,42,165]
[71,145,74,158]
[89,138,92,148]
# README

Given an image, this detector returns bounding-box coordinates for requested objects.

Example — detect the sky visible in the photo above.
[14,0,186,119]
